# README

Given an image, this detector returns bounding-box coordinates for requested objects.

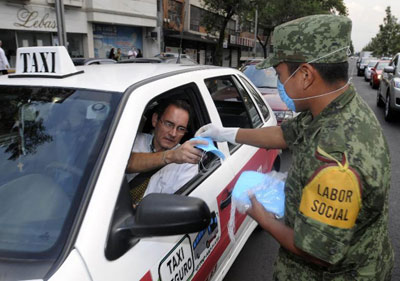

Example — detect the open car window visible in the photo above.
[124,82,221,201]
[204,75,263,151]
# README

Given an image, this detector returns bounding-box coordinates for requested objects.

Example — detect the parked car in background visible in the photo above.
[118,58,162,64]
[241,64,295,125]
[377,53,400,121]
[238,58,263,71]
[155,53,198,65]
[72,58,116,66]
[357,57,374,76]
[356,51,373,70]
[364,59,378,81]
[370,60,390,89]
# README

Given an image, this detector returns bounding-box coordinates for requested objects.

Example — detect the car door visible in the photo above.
[389,55,399,93]
[192,73,279,281]
[382,55,397,94]
[70,70,240,281]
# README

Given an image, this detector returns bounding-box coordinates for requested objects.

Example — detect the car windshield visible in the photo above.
[0,86,121,259]
[377,62,389,70]
[368,60,378,67]
[242,65,277,88]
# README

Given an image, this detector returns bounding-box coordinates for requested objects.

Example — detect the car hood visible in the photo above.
[257,88,288,111]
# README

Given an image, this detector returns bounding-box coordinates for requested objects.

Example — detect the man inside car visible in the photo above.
[126,99,207,204]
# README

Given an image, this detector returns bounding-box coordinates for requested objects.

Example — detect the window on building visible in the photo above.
[241,21,253,33]
[227,19,236,35]
[190,5,201,32]
[16,31,52,48]
[168,0,183,30]
[67,33,84,58]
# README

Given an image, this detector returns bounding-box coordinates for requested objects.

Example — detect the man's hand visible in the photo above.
[195,123,239,143]
[168,139,208,164]
[246,193,276,224]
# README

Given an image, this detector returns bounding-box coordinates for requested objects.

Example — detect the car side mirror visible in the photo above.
[106,179,211,261]
[384,66,395,74]
[128,193,211,236]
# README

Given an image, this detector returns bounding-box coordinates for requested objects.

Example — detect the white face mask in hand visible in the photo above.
[195,123,239,144]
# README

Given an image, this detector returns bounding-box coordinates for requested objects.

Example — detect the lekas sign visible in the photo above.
[14,8,57,30]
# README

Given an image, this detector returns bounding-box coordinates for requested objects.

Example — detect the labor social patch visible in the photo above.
[299,150,362,229]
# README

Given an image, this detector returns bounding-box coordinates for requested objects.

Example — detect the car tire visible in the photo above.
[357,69,362,76]
[384,92,396,121]
[376,87,384,107]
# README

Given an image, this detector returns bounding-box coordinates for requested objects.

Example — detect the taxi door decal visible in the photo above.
[158,235,195,281]
[192,211,219,262]
[192,148,278,281]
[140,271,153,281]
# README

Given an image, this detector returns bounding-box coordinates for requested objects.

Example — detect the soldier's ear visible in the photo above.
[301,64,315,90]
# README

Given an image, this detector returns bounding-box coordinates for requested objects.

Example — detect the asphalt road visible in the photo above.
[224,59,400,281]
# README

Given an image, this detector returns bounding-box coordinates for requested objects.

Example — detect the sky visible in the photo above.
[344,0,400,52]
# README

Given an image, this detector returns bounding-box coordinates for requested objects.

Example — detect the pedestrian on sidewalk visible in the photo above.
[108,48,116,60]
[115,48,122,61]
[0,40,10,75]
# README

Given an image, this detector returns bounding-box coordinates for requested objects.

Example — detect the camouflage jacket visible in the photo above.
[276,85,394,280]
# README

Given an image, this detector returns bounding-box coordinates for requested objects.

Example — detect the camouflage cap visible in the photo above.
[257,14,352,69]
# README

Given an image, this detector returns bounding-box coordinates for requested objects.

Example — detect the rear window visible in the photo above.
[243,65,277,88]
[376,62,389,70]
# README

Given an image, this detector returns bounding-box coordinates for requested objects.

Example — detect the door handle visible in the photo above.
[220,190,232,210]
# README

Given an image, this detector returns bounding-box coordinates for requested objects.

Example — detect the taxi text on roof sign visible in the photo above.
[9,46,83,79]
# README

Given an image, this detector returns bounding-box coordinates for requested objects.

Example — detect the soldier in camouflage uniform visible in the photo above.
[197,14,394,280]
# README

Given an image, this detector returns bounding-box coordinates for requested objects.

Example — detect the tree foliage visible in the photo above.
[362,7,400,57]
[201,0,348,64]
[253,0,347,58]
[201,0,252,65]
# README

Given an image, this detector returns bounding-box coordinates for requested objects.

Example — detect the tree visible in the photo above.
[251,0,348,58]
[201,0,252,65]
[363,6,400,57]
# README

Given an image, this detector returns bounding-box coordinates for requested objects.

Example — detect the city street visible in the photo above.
[224,59,400,281]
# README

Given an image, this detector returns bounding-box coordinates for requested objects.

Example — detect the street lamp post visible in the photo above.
[55,0,67,47]
[253,8,258,57]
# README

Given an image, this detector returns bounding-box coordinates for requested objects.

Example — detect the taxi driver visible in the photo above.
[126,99,207,204]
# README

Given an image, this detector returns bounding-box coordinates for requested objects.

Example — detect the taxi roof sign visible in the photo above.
[9,46,83,79]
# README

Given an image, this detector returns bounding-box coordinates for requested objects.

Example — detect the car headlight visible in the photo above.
[274,110,294,123]
[378,74,382,80]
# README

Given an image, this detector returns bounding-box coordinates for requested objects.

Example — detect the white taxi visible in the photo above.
[0,47,280,281]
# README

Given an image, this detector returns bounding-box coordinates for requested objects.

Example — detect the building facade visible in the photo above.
[0,0,266,67]
[0,0,159,67]
[161,0,264,67]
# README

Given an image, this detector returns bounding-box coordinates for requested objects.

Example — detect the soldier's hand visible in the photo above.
[170,139,208,164]
[195,123,239,144]
[246,193,275,223]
